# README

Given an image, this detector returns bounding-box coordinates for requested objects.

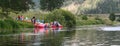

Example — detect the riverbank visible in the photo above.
[0,19,33,34]
[1,9,120,34]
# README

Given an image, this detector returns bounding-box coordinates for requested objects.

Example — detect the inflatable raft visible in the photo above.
[34,23,63,28]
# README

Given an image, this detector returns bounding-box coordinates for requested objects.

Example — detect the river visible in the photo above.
[0,26,120,46]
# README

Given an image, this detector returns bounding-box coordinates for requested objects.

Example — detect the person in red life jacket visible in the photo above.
[31,16,36,24]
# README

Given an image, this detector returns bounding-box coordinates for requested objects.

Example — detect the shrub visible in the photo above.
[117,17,120,22]
[82,15,88,20]
[95,16,101,20]
[45,10,66,26]
[76,19,104,26]
[17,21,33,28]
[0,19,33,34]
[109,13,115,21]
[4,19,20,28]
[0,20,10,29]
[45,9,76,27]
[95,17,104,24]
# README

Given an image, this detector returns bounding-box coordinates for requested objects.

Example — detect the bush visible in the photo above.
[45,10,66,26]
[109,13,115,21]
[17,21,33,28]
[82,15,88,20]
[95,17,104,24]
[0,20,12,29]
[0,19,33,34]
[95,16,100,20]
[45,9,76,27]
[4,19,20,28]
[76,19,104,26]
[0,19,14,34]
[117,17,120,22]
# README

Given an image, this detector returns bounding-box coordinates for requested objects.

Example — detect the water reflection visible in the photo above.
[1,27,120,46]
[34,27,62,35]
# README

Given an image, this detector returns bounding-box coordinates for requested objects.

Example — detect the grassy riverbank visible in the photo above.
[0,19,33,34]
[1,9,120,34]
[0,19,33,28]
[9,9,119,27]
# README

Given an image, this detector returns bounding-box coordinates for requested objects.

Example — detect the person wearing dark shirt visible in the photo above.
[31,17,36,24]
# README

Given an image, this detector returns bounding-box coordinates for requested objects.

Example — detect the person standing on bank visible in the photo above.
[31,17,36,24]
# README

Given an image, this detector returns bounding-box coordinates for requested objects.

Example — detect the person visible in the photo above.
[31,17,36,24]
[50,22,53,25]
[53,21,57,25]
[36,19,40,23]
[55,21,60,27]
[25,17,28,20]
[41,20,44,23]
[20,15,24,21]
[18,15,20,20]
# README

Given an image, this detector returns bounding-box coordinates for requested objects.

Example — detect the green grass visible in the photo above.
[76,15,109,26]
[0,19,33,34]
[76,19,104,26]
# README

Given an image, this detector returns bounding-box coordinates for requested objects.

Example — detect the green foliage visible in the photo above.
[0,19,33,34]
[82,15,88,20]
[0,20,11,29]
[109,13,115,21]
[76,15,106,26]
[45,9,76,27]
[40,0,64,11]
[61,10,76,27]
[77,19,104,26]
[95,16,100,20]
[0,19,33,30]
[45,11,66,26]
[77,0,120,14]
[0,0,34,12]
[17,21,33,28]
[117,17,120,22]
[4,19,20,28]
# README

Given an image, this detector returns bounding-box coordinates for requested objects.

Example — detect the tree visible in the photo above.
[0,0,34,14]
[40,0,64,11]
[45,9,76,27]
[109,13,115,21]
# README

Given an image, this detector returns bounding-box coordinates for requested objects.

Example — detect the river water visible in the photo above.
[0,26,120,46]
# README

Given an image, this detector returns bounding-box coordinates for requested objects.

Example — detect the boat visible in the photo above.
[34,23,63,28]
[34,23,45,28]
[51,25,63,28]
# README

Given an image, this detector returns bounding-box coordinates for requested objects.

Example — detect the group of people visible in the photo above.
[17,15,24,21]
[17,15,61,28]
[30,16,61,27]
[31,17,44,24]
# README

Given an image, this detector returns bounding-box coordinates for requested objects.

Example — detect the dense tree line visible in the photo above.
[0,0,34,13]
[40,0,64,11]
